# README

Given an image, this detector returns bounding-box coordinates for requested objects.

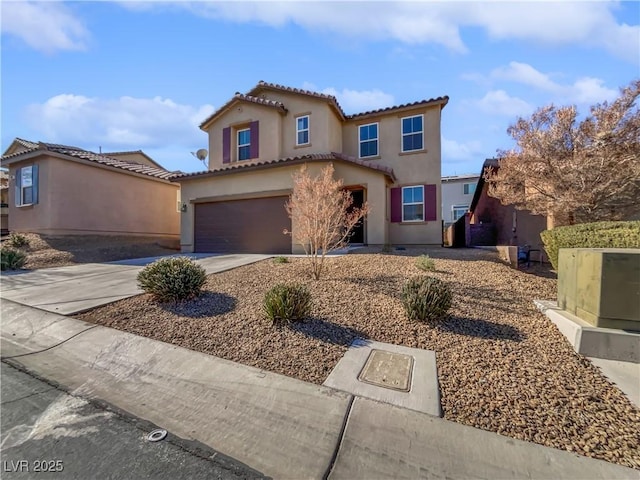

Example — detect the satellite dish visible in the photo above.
[196,149,208,161]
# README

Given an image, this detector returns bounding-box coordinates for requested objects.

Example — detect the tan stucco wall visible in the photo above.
[205,93,344,170]
[178,161,388,253]
[206,103,282,169]
[343,105,444,245]
[8,156,179,237]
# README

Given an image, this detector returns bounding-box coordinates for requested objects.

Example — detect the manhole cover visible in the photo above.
[358,349,413,392]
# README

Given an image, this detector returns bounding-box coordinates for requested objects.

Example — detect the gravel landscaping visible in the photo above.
[76,248,640,469]
[1,233,178,270]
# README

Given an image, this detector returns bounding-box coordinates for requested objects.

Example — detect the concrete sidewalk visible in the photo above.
[0,254,269,315]
[1,300,636,480]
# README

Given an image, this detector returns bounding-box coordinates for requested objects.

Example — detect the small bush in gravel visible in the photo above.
[273,256,289,264]
[137,256,206,302]
[415,254,436,271]
[263,283,312,323]
[402,276,452,322]
[7,232,29,248]
[1,247,27,271]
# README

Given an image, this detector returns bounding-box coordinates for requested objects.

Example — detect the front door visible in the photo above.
[348,189,365,244]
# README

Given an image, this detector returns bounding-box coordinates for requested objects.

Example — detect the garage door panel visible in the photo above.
[194,196,291,253]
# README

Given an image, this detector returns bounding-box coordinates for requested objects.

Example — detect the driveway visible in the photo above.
[0,254,270,315]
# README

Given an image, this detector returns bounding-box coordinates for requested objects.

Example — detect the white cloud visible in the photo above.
[302,82,395,114]
[470,62,618,105]
[25,94,215,150]
[442,137,484,162]
[475,90,534,117]
[1,2,89,53]
[122,1,639,63]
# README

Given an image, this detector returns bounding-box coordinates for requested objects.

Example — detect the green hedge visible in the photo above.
[540,221,640,270]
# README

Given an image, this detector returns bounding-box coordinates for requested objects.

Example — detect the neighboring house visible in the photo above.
[0,138,180,239]
[173,81,449,254]
[441,173,480,225]
[467,158,547,248]
[1,169,8,235]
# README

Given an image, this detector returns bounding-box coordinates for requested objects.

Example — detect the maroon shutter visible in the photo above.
[249,121,259,159]
[390,187,402,223]
[424,184,437,221]
[222,127,231,164]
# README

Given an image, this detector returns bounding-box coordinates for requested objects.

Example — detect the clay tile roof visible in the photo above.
[1,139,175,181]
[249,80,346,119]
[199,93,288,130]
[171,152,395,182]
[346,96,449,120]
[14,138,39,149]
[49,147,175,180]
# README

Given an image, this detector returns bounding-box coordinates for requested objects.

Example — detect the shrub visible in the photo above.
[1,247,27,271]
[137,256,206,302]
[540,221,640,270]
[402,276,452,322]
[273,256,289,264]
[7,232,29,248]
[263,283,312,323]
[415,254,436,271]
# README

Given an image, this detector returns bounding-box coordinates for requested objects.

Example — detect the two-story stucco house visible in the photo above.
[173,81,448,254]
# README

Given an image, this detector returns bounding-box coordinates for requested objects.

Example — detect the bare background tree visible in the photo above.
[285,164,369,279]
[486,79,640,227]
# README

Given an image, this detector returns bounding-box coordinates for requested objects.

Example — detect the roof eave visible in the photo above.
[172,155,395,183]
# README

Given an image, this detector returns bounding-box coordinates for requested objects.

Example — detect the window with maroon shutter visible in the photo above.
[390,187,402,223]
[249,121,259,159]
[424,184,437,221]
[222,127,231,164]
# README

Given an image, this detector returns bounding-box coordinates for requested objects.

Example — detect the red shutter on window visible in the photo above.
[424,184,437,221]
[222,127,231,164]
[249,121,259,159]
[390,187,402,223]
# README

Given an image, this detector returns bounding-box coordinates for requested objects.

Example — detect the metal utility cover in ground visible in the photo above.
[324,339,441,417]
[359,350,413,392]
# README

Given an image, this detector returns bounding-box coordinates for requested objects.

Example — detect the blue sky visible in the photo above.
[1,1,638,176]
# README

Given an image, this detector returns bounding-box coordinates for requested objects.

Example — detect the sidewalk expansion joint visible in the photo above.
[0,325,98,360]
[323,394,355,480]
[0,387,57,405]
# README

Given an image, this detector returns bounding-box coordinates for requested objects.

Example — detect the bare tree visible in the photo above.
[285,164,369,279]
[486,79,640,227]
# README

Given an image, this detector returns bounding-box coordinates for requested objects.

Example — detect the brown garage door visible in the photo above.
[194,196,291,253]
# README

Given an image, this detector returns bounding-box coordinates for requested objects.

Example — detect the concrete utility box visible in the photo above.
[558,248,640,331]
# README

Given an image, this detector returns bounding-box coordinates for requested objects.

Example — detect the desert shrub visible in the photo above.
[7,232,29,248]
[540,221,640,270]
[402,276,452,322]
[137,256,206,302]
[415,254,436,271]
[263,283,312,323]
[273,256,289,264]
[1,247,27,271]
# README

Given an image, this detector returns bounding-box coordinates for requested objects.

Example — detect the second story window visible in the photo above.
[463,183,476,195]
[401,114,423,152]
[237,128,251,161]
[359,123,378,158]
[296,115,309,145]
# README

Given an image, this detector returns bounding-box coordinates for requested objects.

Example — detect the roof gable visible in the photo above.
[199,93,288,130]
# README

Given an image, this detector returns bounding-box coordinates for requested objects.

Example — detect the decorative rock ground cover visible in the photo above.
[76,248,640,469]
